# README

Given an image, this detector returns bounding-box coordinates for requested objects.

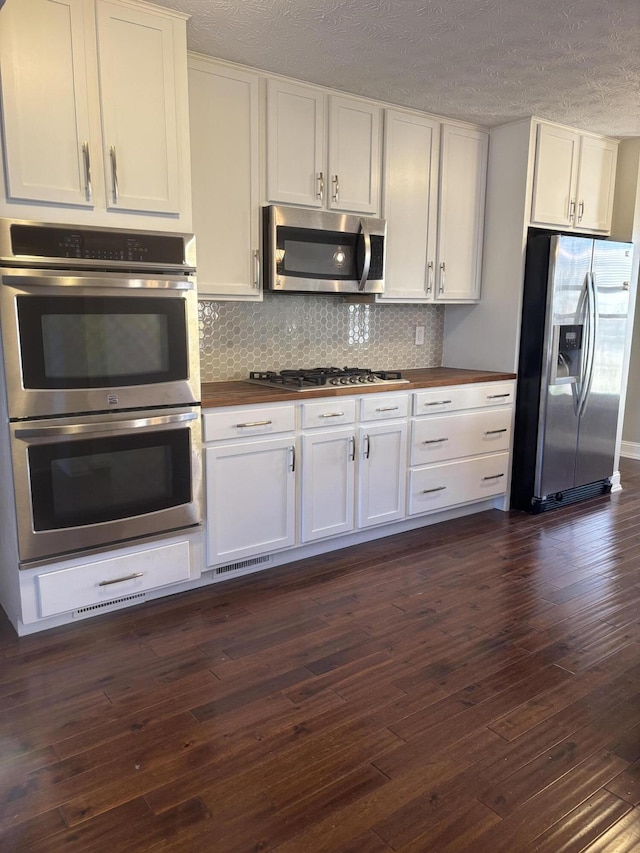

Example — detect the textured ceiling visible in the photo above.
[153,0,640,137]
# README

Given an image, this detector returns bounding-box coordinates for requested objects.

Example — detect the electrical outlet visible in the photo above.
[415,325,425,345]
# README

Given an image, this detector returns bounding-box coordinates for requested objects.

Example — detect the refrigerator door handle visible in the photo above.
[573,275,589,415]
[578,271,599,419]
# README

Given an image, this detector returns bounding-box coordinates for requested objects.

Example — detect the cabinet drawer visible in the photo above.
[36,541,192,618]
[301,398,356,429]
[413,382,514,415]
[360,393,409,422]
[408,452,509,515]
[203,404,295,441]
[411,408,512,465]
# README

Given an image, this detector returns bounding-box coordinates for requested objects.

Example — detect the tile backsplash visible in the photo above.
[199,293,444,381]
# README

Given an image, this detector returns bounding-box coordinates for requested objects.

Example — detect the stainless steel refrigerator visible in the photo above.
[511,232,633,513]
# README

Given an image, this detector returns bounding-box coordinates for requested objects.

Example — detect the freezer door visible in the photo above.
[575,240,632,486]
[536,236,592,497]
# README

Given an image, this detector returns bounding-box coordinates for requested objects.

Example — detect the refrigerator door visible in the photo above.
[575,240,632,485]
[536,235,592,498]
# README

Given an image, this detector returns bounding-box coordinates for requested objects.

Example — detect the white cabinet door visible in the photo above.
[96,0,180,214]
[530,123,579,228]
[575,135,618,233]
[266,79,325,208]
[357,421,407,528]
[379,110,439,301]
[301,428,355,542]
[189,59,260,299]
[0,0,95,207]
[205,438,296,565]
[436,125,488,302]
[327,96,380,214]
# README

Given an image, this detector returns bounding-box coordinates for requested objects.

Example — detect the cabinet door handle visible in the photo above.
[99,572,143,587]
[484,428,508,435]
[364,434,370,459]
[289,445,296,472]
[483,473,505,480]
[422,486,446,494]
[82,141,92,201]
[427,261,434,294]
[423,437,448,444]
[349,435,356,461]
[109,145,119,203]
[253,249,260,289]
[376,406,399,412]
[569,199,576,221]
[425,400,452,407]
[487,393,510,399]
[236,420,272,428]
[332,174,339,203]
[439,262,445,294]
[320,412,345,418]
[317,172,324,201]
[578,200,584,223]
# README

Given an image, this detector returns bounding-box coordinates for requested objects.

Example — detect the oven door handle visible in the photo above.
[14,411,197,439]
[2,274,195,290]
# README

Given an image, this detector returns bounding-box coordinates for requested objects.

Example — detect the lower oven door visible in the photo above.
[10,407,202,565]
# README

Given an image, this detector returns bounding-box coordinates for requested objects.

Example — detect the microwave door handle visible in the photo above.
[14,411,197,439]
[358,219,372,292]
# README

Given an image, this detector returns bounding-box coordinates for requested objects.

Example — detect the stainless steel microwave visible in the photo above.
[263,205,386,294]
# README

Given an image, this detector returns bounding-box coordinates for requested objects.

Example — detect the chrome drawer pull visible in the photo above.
[423,438,448,444]
[376,406,399,412]
[320,412,345,418]
[483,473,505,480]
[425,400,452,406]
[422,486,446,494]
[487,393,510,399]
[99,572,143,587]
[236,419,272,428]
[484,428,508,435]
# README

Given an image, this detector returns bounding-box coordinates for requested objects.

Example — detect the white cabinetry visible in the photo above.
[300,399,357,542]
[380,117,487,303]
[0,0,191,228]
[408,382,514,515]
[266,79,380,214]
[203,404,296,566]
[531,122,618,233]
[357,395,408,528]
[188,57,260,299]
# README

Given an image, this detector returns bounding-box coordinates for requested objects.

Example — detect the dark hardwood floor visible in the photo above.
[4,462,640,851]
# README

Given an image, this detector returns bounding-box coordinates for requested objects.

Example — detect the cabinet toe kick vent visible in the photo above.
[215,555,271,576]
[73,592,147,618]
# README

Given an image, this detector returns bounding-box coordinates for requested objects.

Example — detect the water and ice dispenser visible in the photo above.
[550,324,583,385]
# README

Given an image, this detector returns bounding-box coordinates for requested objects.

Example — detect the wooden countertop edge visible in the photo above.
[201,368,517,409]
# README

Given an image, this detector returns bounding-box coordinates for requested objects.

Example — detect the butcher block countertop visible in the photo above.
[201,367,516,408]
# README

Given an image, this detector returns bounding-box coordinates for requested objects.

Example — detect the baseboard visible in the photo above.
[620,441,640,460]
[610,470,622,492]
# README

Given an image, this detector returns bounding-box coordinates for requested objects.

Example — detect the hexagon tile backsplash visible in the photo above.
[199,294,444,381]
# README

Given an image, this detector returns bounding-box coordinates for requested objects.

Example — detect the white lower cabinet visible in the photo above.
[301,427,356,542]
[409,381,514,517]
[357,420,407,528]
[203,404,296,566]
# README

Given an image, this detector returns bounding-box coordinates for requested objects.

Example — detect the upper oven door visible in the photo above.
[0,269,200,419]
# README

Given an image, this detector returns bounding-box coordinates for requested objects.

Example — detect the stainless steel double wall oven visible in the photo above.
[0,219,202,565]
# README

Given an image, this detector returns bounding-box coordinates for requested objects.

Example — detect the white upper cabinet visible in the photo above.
[188,57,261,299]
[0,0,94,207]
[379,110,439,301]
[96,0,180,214]
[266,79,381,215]
[380,117,487,303]
[530,122,618,233]
[0,0,191,228]
[436,124,488,301]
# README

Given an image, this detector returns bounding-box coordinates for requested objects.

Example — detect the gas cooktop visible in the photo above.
[248,367,409,392]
